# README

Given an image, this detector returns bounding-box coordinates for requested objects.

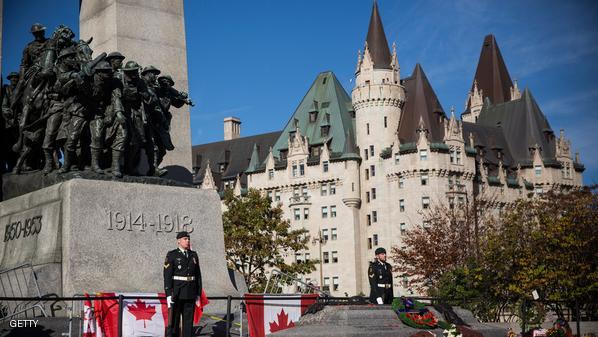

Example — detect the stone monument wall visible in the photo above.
[0,179,242,312]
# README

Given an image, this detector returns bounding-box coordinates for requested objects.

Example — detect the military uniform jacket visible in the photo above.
[163,249,202,300]
[368,260,393,299]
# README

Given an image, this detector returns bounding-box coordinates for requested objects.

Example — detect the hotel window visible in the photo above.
[302,186,308,196]
[535,187,543,194]
[535,165,542,177]
[268,169,274,180]
[370,165,375,177]
[292,164,298,177]
[329,182,336,195]
[305,253,310,262]
[423,221,431,228]
[304,208,309,220]
[293,187,299,196]
[366,192,370,203]
[299,163,305,176]
[367,238,373,249]
[399,199,405,212]
[367,214,371,226]
[364,149,369,160]
[321,206,328,218]
[323,161,329,172]
[321,183,328,196]
[366,123,370,135]
[370,145,375,157]
[450,148,457,164]
[324,277,330,291]
[384,116,388,128]
[372,211,378,223]
[331,251,338,263]
[322,229,329,241]
[400,222,406,235]
[399,177,404,189]
[365,169,369,180]
[371,188,376,200]
[332,276,339,291]
[448,197,455,209]
[295,253,302,263]
[421,173,428,185]
[267,191,273,201]
[323,252,330,263]
[420,149,428,161]
[456,149,462,164]
[458,196,465,205]
[331,228,337,240]
[395,153,400,164]
[422,197,430,209]
[373,234,379,246]
[330,205,337,218]
[293,208,301,220]
[275,190,281,201]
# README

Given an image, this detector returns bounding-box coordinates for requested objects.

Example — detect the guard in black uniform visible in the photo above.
[368,247,393,304]
[163,231,202,337]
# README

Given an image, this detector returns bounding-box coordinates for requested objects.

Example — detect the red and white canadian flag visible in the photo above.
[245,294,318,337]
[93,291,209,337]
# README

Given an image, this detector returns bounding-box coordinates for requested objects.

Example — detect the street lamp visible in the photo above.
[312,229,327,290]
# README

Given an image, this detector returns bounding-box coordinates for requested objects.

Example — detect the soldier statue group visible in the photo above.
[0,23,193,177]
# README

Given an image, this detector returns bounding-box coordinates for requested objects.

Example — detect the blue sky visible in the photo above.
[2,0,598,184]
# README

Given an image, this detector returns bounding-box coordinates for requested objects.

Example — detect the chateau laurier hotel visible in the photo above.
[192,2,584,296]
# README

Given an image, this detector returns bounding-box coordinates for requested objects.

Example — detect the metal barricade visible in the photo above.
[0,263,48,321]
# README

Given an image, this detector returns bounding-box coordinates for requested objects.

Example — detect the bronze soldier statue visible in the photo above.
[122,61,156,175]
[57,52,107,173]
[1,72,20,172]
[154,75,193,176]
[19,23,48,81]
[104,52,128,177]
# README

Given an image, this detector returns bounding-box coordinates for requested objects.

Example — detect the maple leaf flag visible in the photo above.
[245,294,318,337]
[93,291,208,337]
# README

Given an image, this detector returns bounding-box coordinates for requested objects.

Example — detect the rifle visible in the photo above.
[80,52,107,78]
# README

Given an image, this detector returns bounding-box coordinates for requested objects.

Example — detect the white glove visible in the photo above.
[167,296,174,308]
[376,297,383,305]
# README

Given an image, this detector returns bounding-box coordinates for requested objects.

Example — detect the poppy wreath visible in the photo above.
[391,297,449,330]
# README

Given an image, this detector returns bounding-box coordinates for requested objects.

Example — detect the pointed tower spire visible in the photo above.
[398,64,445,144]
[470,34,513,106]
[246,143,260,173]
[200,160,217,190]
[365,0,392,69]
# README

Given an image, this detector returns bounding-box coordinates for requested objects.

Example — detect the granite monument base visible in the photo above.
[0,179,243,313]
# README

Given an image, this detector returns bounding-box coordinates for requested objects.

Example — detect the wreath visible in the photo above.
[391,297,450,330]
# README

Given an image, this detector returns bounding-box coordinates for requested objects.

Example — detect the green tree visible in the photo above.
[222,188,317,292]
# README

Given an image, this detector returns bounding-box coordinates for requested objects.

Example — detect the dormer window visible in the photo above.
[309,111,318,123]
[321,125,330,137]
[289,131,296,140]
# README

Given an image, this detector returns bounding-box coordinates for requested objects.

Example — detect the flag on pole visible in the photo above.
[245,294,318,337]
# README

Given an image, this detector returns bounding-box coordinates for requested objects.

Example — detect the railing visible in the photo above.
[264,269,329,297]
[0,263,48,322]
[288,195,311,205]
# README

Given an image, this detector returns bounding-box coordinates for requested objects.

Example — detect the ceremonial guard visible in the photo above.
[368,247,394,304]
[163,231,202,337]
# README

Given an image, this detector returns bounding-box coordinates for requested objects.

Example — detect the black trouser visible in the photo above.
[169,298,195,337]
[369,286,394,304]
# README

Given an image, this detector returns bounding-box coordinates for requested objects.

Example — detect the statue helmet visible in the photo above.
[57,47,77,60]
[141,65,161,76]
[94,61,114,73]
[106,51,125,61]
[6,72,19,80]
[30,23,46,33]
[123,61,140,72]
[158,75,175,86]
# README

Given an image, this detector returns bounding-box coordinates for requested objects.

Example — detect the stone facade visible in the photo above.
[192,2,584,297]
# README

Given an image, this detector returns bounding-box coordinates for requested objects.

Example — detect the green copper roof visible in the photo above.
[269,71,357,160]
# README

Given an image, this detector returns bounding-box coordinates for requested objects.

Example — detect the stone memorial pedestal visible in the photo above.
[0,179,243,313]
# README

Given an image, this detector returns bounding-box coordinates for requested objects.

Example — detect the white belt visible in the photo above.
[377,283,392,288]
[173,276,195,281]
